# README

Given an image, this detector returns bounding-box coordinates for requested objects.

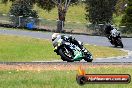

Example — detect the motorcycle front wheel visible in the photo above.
[58,47,74,62]
[84,53,93,62]
[117,38,124,48]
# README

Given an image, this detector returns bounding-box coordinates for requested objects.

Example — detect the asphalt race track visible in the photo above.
[0,29,132,63]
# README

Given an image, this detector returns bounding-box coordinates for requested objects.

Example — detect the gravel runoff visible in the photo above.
[0,62,132,71]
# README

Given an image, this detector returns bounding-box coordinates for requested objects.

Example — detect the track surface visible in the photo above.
[0,29,132,63]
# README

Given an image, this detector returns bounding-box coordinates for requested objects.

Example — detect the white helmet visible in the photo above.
[52,33,60,41]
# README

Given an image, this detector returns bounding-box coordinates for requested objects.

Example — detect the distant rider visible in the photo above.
[105,24,118,38]
[104,24,120,42]
[104,24,113,39]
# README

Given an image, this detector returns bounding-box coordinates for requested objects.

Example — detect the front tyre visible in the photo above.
[120,43,124,48]
[84,52,93,62]
[58,48,74,62]
[119,41,123,48]
[117,38,124,48]
[84,56,93,62]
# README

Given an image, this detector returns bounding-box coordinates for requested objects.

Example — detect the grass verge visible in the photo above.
[0,34,127,62]
[0,66,131,88]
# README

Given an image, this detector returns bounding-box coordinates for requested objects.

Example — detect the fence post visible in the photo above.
[18,16,23,27]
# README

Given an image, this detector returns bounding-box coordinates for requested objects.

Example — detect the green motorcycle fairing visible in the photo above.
[72,46,83,61]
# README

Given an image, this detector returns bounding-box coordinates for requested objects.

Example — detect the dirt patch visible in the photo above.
[0,64,131,71]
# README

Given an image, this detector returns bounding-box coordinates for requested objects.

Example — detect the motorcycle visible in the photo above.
[52,35,93,62]
[108,28,123,48]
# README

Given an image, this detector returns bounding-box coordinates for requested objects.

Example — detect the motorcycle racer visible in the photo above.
[51,33,93,62]
[52,33,83,49]
[104,24,123,48]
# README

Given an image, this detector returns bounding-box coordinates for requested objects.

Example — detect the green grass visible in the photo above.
[0,2,86,23]
[0,2,121,24]
[0,34,126,62]
[34,4,87,30]
[0,35,59,61]
[33,4,86,23]
[0,66,131,88]
[0,2,125,32]
[0,2,88,31]
[85,45,127,58]
[0,1,12,14]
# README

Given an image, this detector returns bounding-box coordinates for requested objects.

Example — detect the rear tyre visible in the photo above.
[58,48,74,62]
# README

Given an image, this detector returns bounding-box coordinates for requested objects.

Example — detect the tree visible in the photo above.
[9,0,38,27]
[115,0,128,16]
[2,0,55,11]
[2,0,78,32]
[85,0,117,24]
[121,0,132,33]
[51,0,79,32]
[2,0,56,28]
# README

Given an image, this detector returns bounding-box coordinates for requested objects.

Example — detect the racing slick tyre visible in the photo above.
[84,53,93,62]
[119,41,124,48]
[58,48,74,62]
[117,38,124,48]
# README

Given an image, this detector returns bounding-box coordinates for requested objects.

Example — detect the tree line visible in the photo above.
[1,0,131,33]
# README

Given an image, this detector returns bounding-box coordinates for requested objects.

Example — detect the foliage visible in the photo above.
[35,0,55,11]
[10,0,38,18]
[1,0,79,11]
[0,1,12,14]
[9,0,38,27]
[1,0,15,3]
[112,14,123,26]
[115,0,128,16]
[1,0,56,22]
[85,0,117,24]
[1,0,79,31]
[121,0,132,33]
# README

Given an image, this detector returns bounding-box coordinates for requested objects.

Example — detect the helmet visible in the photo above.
[106,24,112,29]
[52,33,60,41]
[105,24,114,31]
